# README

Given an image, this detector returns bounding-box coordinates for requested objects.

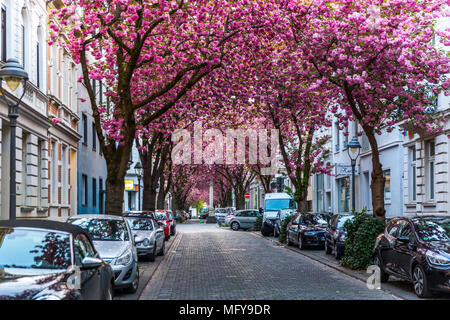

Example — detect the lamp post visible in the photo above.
[0,59,28,220]
[347,136,361,212]
[134,162,143,211]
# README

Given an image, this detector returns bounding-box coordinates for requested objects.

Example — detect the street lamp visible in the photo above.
[0,59,28,220]
[347,136,361,212]
[134,162,143,211]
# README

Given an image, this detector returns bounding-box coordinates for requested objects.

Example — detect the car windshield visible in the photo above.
[280,210,296,221]
[68,218,129,241]
[215,209,226,213]
[126,217,154,231]
[264,199,296,211]
[155,212,167,220]
[414,219,450,242]
[0,228,71,270]
[301,214,327,226]
[337,216,355,228]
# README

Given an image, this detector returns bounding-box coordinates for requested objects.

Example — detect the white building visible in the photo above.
[0,0,50,219]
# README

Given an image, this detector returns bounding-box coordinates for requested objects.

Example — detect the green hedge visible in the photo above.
[278,216,292,243]
[341,209,385,270]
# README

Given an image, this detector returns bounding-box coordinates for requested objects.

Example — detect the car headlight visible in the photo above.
[143,238,150,247]
[33,294,62,300]
[426,250,450,266]
[114,250,132,266]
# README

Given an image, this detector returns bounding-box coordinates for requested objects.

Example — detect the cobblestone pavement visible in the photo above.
[140,221,398,300]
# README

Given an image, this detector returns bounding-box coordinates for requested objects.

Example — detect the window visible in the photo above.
[383,169,391,202]
[36,41,40,88]
[92,122,96,150]
[92,178,97,207]
[81,174,87,206]
[61,146,67,203]
[315,174,324,212]
[426,141,435,201]
[334,122,340,151]
[338,177,350,212]
[51,141,57,203]
[344,125,349,148]
[74,234,95,265]
[37,140,43,205]
[409,147,417,202]
[82,114,87,145]
[21,24,25,68]
[1,7,6,62]
[22,133,28,204]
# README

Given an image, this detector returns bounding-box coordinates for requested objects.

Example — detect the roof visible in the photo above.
[123,211,155,219]
[264,192,292,199]
[0,219,92,240]
[67,214,124,221]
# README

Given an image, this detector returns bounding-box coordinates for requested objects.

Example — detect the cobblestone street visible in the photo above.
[140,221,398,300]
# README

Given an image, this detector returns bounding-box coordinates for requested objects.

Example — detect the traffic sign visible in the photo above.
[244,192,250,199]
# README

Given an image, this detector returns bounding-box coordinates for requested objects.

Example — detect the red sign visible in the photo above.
[244,193,250,199]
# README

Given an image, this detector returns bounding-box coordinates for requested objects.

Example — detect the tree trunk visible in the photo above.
[365,129,386,220]
[105,178,126,216]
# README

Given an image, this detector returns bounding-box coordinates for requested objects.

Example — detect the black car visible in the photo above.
[373,216,450,298]
[0,219,114,300]
[286,212,328,249]
[324,213,354,259]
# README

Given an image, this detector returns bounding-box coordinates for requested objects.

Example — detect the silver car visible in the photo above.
[225,209,261,231]
[215,208,228,226]
[124,212,165,262]
[67,215,139,293]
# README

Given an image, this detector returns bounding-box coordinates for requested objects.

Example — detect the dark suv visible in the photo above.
[373,216,450,298]
[324,213,354,260]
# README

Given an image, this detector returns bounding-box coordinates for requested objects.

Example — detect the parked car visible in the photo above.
[274,209,297,237]
[67,215,139,293]
[215,208,228,226]
[373,216,450,298]
[324,213,355,259]
[261,210,279,236]
[225,209,261,231]
[167,210,176,236]
[286,212,328,249]
[124,212,165,262]
[123,210,156,220]
[155,210,171,241]
[0,219,114,300]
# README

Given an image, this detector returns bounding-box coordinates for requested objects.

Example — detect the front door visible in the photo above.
[74,234,102,299]
[393,220,416,279]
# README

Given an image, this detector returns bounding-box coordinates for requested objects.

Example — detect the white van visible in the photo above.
[261,193,296,236]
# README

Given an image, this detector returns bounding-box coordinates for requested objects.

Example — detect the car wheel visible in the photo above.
[286,234,292,246]
[413,264,432,298]
[373,254,389,283]
[298,235,305,250]
[148,245,156,262]
[125,268,139,294]
[231,222,239,231]
[324,240,332,254]
[157,240,165,256]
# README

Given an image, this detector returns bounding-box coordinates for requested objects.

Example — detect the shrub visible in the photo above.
[340,209,386,270]
[278,216,292,243]
[254,215,263,231]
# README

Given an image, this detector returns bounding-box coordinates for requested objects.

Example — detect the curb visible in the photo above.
[249,231,405,300]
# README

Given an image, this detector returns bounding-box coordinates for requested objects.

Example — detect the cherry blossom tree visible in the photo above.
[51,0,277,215]
[287,0,450,218]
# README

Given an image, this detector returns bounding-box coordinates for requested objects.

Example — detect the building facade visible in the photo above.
[0,0,51,220]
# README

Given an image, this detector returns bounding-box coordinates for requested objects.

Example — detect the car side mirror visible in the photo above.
[81,257,103,269]
[397,236,410,244]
